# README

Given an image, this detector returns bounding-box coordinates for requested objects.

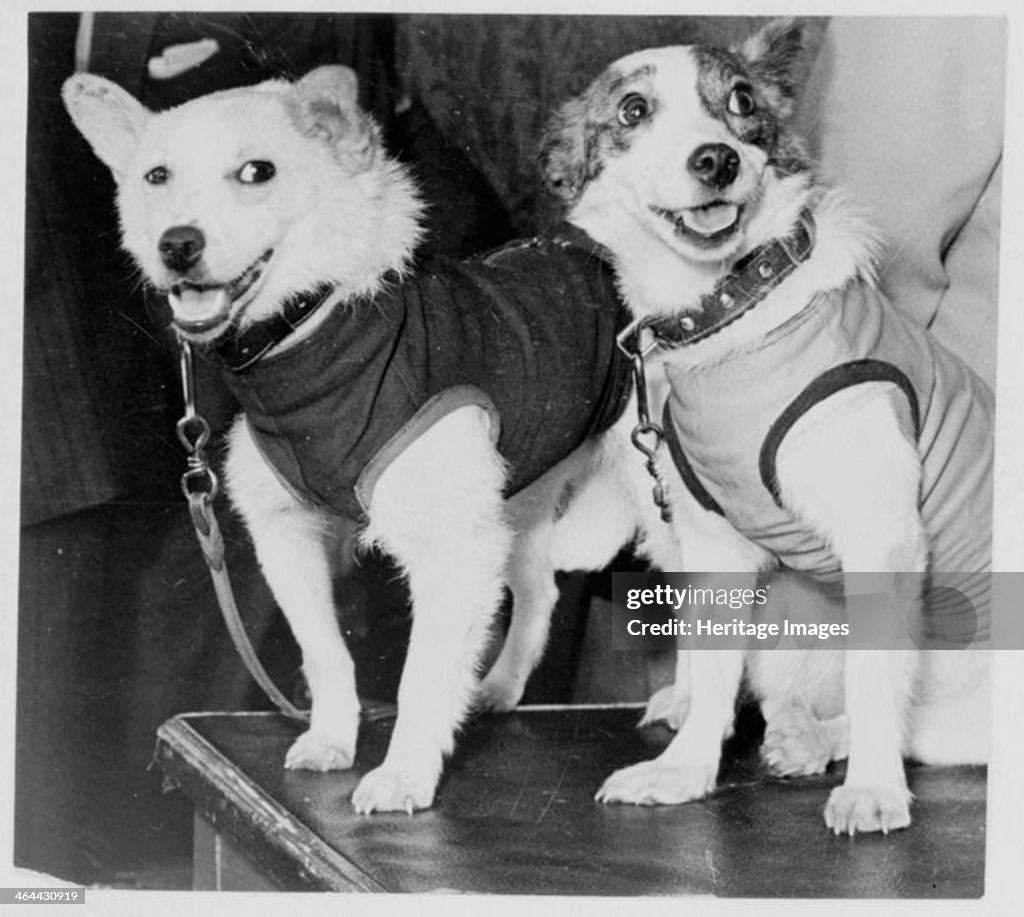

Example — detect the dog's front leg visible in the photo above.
[596,647,745,805]
[826,645,917,834]
[225,419,360,771]
[354,406,510,813]
[777,390,925,833]
[598,480,766,806]
[633,453,769,733]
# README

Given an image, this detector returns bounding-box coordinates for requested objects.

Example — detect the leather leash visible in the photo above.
[176,339,309,722]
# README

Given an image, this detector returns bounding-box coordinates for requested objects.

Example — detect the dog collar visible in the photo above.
[210,283,336,372]
[620,210,816,354]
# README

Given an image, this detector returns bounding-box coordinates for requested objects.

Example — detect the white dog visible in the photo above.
[62,64,682,814]
[486,18,992,835]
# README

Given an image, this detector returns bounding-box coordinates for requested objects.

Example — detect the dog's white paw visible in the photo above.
[824,784,912,835]
[475,672,526,713]
[762,708,847,777]
[284,729,356,772]
[595,759,716,806]
[637,684,690,731]
[352,766,436,815]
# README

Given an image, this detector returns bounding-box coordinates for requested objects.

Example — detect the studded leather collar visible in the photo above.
[621,211,816,354]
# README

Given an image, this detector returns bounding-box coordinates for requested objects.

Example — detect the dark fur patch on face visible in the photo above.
[740,17,809,106]
[694,19,811,174]
[540,64,657,201]
[552,479,578,524]
[541,19,812,202]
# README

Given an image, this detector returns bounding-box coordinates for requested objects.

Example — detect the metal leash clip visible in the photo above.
[616,320,673,523]
[176,341,222,566]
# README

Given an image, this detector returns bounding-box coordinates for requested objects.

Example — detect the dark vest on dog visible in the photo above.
[219,226,632,520]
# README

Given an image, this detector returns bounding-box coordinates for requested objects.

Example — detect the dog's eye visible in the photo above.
[727,84,757,117]
[237,160,276,184]
[617,94,650,127]
[144,166,170,185]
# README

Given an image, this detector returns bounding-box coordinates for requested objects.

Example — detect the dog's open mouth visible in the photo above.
[652,202,742,247]
[168,249,274,334]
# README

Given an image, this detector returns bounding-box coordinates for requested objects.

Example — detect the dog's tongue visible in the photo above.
[169,287,231,332]
[683,203,739,236]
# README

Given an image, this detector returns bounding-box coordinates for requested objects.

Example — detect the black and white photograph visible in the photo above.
[2,2,1022,912]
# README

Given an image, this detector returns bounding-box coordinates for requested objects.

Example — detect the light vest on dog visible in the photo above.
[663,281,994,594]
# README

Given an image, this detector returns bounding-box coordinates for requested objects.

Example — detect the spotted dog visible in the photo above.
[486,18,991,834]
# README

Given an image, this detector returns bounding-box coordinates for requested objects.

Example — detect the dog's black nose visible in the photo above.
[687,144,740,190]
[158,225,206,273]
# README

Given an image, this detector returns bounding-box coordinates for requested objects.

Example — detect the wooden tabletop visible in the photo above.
[155,706,986,896]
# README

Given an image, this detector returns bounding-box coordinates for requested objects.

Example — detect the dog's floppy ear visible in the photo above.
[737,18,809,118]
[293,65,376,169]
[62,73,149,181]
[539,94,591,204]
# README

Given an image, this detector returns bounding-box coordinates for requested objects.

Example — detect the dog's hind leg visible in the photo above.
[224,419,361,771]
[480,435,644,710]
[905,649,989,765]
[750,580,848,776]
[760,697,849,776]
[355,405,511,813]
[476,457,574,712]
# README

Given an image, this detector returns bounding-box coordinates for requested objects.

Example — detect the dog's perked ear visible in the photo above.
[539,94,593,203]
[736,18,810,119]
[291,65,377,170]
[62,74,150,181]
